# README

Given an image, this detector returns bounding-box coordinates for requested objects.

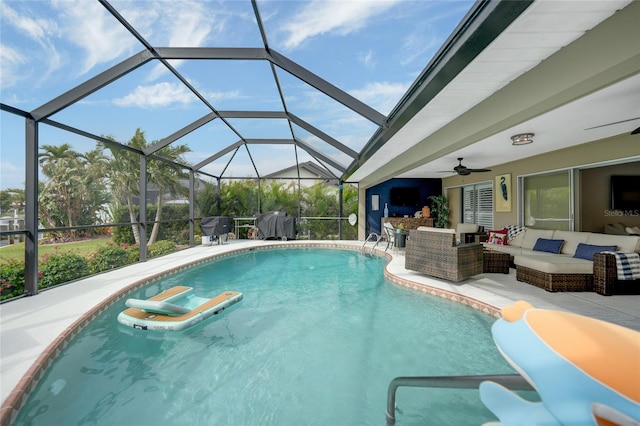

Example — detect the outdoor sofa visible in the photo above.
[482,228,640,294]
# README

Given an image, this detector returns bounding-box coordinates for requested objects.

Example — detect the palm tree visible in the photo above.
[300,183,339,238]
[260,181,297,215]
[39,143,76,177]
[38,143,108,230]
[0,188,25,215]
[220,180,259,217]
[102,129,190,246]
[195,181,219,217]
[102,131,145,244]
[146,144,190,245]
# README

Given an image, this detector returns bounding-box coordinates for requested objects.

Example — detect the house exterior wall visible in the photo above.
[265,168,334,189]
[443,134,640,232]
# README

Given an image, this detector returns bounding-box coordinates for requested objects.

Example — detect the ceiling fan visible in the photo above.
[452,158,491,176]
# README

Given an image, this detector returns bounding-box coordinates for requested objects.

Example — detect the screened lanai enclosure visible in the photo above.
[1,0,517,297]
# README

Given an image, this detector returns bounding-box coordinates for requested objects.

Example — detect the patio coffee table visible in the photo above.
[483,250,510,274]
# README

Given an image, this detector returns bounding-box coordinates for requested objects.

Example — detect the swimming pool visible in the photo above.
[13,248,513,425]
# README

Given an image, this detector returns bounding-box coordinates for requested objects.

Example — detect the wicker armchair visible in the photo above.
[405,228,483,282]
[593,253,640,296]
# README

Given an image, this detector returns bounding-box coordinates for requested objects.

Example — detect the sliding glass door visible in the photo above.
[521,170,572,231]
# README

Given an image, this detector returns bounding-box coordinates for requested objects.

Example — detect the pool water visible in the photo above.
[15,248,513,425]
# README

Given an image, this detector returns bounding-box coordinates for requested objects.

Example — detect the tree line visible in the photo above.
[1,128,358,244]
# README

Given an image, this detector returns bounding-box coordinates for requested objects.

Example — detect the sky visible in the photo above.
[0,0,474,190]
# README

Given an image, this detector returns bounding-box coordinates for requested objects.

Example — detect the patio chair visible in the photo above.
[405,227,483,281]
[383,222,396,252]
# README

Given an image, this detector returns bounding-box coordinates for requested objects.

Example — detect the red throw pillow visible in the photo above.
[487,230,508,245]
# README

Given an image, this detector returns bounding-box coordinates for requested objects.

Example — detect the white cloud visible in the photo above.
[0,2,55,40]
[358,49,375,69]
[281,0,400,50]
[0,2,62,87]
[143,1,217,81]
[0,43,29,89]
[203,89,243,104]
[165,1,212,47]
[113,82,242,108]
[399,28,442,67]
[350,81,409,115]
[113,82,195,108]
[52,0,138,75]
[0,161,24,190]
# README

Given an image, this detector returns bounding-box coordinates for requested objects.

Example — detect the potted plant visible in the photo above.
[428,195,450,228]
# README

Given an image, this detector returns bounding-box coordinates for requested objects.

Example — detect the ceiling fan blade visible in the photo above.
[584,117,640,130]
[468,168,492,173]
[632,127,640,135]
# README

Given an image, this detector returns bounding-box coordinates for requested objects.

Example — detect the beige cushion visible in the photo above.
[482,244,523,257]
[521,229,555,250]
[514,255,594,274]
[455,223,479,242]
[553,231,590,255]
[416,226,455,234]
[586,233,640,253]
[509,230,526,247]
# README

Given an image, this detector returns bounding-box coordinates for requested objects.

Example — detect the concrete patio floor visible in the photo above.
[2,239,639,408]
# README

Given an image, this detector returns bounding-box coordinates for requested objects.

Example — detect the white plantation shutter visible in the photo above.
[461,182,493,229]
[463,186,475,224]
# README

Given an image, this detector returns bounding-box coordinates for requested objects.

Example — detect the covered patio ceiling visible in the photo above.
[1,0,638,188]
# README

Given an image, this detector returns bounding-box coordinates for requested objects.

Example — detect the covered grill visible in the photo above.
[200,216,232,244]
[256,212,296,240]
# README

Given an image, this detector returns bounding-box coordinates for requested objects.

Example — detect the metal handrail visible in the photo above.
[361,232,381,253]
[386,374,533,424]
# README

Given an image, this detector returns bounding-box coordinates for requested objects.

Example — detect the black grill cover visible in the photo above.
[256,212,296,240]
[200,216,232,236]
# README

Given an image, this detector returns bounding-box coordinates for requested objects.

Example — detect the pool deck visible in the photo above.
[2,239,639,415]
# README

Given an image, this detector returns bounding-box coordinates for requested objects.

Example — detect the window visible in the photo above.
[462,182,493,230]
[521,170,571,230]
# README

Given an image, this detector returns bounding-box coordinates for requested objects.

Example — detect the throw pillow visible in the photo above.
[573,243,618,261]
[532,238,564,254]
[504,225,526,241]
[488,230,508,245]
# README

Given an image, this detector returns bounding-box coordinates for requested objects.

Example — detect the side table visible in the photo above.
[483,250,510,274]
[464,232,488,244]
[394,231,408,249]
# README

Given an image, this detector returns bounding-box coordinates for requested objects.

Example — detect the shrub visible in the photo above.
[112,206,136,245]
[39,252,90,289]
[89,242,135,273]
[149,240,177,258]
[112,205,190,245]
[0,260,25,300]
[127,245,140,263]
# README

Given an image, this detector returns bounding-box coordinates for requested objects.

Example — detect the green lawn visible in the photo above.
[0,238,113,264]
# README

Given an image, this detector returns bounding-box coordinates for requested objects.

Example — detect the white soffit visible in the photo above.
[350,0,632,183]
[400,73,640,179]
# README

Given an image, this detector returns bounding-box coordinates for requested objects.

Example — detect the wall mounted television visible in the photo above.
[610,175,640,210]
[390,187,420,207]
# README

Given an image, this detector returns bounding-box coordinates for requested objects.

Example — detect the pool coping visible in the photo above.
[2,240,637,424]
